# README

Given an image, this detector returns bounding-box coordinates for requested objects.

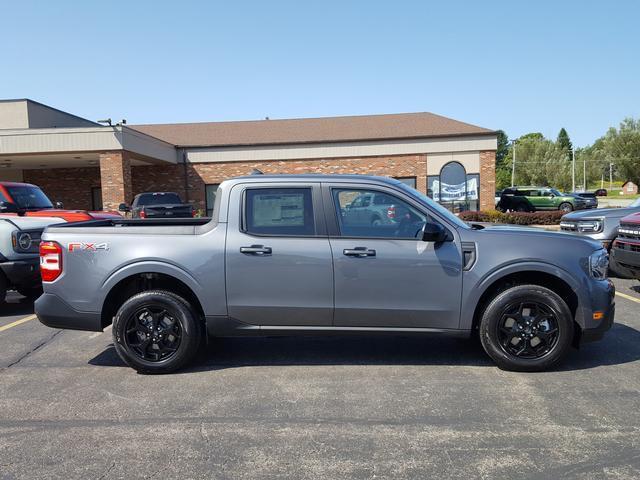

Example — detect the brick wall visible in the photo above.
[132,164,187,199]
[479,150,496,210]
[21,152,496,212]
[23,167,101,210]
[100,151,132,211]
[182,155,427,211]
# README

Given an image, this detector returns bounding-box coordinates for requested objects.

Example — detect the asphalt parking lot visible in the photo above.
[1,279,639,479]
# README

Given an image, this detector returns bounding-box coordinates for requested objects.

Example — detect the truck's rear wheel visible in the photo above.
[479,285,574,372]
[112,290,202,374]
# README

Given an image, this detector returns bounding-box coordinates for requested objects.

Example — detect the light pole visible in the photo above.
[511,139,517,187]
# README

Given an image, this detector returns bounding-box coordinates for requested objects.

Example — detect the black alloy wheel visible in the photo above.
[479,284,574,372]
[113,290,203,374]
[124,305,182,362]
[497,301,559,359]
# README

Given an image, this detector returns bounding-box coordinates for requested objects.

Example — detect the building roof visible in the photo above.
[130,112,495,148]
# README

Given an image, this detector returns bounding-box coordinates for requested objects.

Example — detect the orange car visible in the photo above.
[0,181,120,222]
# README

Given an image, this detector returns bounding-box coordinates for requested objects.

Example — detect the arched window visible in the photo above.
[427,161,479,212]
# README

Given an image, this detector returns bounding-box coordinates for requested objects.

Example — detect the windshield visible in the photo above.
[5,186,53,209]
[395,182,469,229]
[631,198,640,208]
[550,189,563,196]
[136,193,182,206]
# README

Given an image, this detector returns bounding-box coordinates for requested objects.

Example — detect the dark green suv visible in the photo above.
[498,187,586,213]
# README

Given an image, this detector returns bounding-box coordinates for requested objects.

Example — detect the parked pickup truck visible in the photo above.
[0,181,121,222]
[610,212,640,279]
[35,175,615,374]
[119,192,194,219]
[560,197,640,278]
[1,216,63,301]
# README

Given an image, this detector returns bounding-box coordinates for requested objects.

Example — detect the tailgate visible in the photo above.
[143,204,193,218]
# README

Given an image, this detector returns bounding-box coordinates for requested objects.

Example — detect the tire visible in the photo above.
[479,285,574,372]
[17,286,43,300]
[515,203,529,212]
[559,202,573,213]
[112,290,203,374]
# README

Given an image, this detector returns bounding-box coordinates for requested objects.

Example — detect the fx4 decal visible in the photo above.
[68,242,109,252]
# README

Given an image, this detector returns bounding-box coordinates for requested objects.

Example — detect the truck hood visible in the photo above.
[476,224,602,250]
[562,206,640,221]
[0,215,66,230]
[18,209,121,221]
[620,212,640,225]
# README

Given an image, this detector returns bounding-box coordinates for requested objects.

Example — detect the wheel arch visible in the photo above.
[100,263,205,329]
[467,266,581,344]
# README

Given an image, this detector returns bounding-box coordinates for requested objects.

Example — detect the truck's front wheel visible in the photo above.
[479,285,574,372]
[112,290,203,374]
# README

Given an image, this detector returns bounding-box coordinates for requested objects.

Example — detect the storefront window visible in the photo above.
[394,177,416,189]
[427,162,479,212]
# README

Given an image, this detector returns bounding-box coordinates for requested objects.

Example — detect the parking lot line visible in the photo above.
[616,291,640,304]
[0,314,37,333]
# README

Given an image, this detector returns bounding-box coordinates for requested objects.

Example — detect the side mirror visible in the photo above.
[54,201,64,209]
[422,222,449,243]
[0,201,19,214]
[118,203,131,212]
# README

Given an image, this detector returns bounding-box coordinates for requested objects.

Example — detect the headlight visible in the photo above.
[11,229,41,253]
[589,249,609,280]
[577,219,603,233]
[18,232,32,249]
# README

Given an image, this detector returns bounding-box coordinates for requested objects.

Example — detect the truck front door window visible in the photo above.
[333,189,426,239]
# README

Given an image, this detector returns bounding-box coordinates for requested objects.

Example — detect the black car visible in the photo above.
[568,192,598,209]
[119,192,194,219]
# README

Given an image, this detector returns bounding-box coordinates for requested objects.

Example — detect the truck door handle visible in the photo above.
[240,245,272,255]
[343,247,376,257]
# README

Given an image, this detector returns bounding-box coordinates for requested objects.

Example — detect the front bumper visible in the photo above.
[579,279,616,344]
[0,257,40,288]
[610,242,640,277]
[35,293,103,332]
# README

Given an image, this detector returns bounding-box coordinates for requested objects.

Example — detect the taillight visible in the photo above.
[40,241,62,282]
[191,208,197,217]
[387,205,396,219]
[139,210,146,219]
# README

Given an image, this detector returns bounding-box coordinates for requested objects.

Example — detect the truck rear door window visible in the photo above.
[244,188,315,236]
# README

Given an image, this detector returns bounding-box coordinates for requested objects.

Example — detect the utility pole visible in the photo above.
[609,162,613,190]
[511,140,516,187]
[571,148,575,192]
[582,151,586,191]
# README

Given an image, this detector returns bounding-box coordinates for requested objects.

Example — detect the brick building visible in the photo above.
[0,99,497,214]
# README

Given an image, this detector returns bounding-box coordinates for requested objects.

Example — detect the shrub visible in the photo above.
[458,210,563,225]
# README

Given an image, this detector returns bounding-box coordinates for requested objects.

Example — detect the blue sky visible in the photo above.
[1,0,638,147]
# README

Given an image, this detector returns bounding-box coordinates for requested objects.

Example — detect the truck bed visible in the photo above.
[45,217,213,235]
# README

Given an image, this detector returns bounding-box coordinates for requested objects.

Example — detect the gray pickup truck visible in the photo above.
[560,198,640,277]
[35,175,615,374]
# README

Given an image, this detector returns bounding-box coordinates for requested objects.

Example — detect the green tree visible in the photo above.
[556,128,573,161]
[502,133,572,190]
[590,118,640,185]
[495,130,509,167]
